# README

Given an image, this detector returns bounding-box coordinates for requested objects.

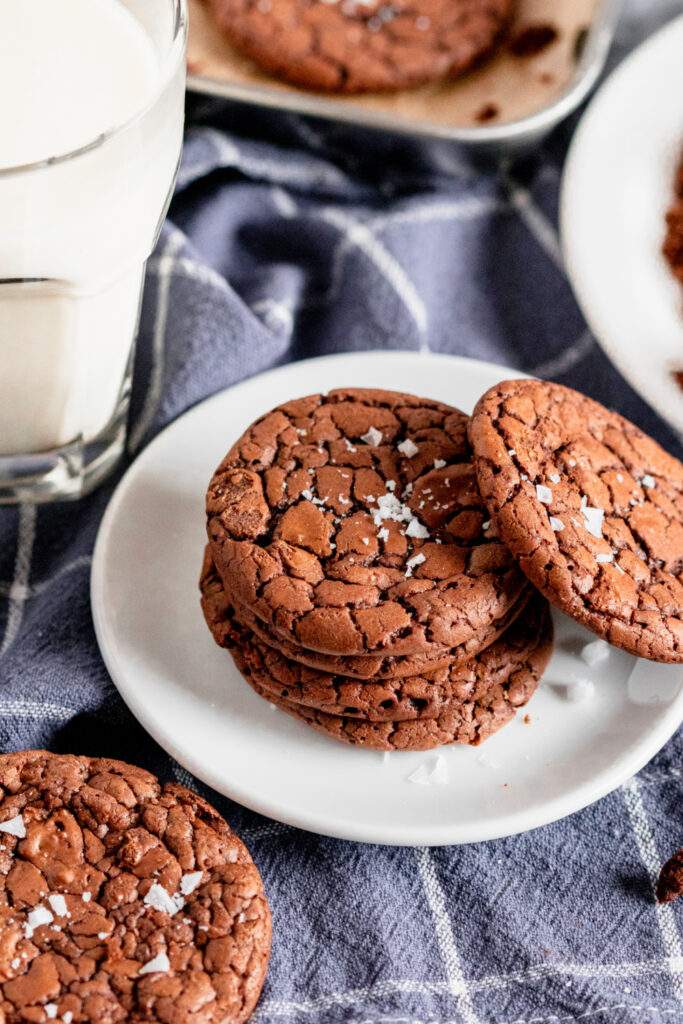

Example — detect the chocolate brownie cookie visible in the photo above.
[208,0,512,94]
[0,752,270,1024]
[201,550,551,721]
[206,389,529,664]
[469,379,683,662]
[241,608,550,749]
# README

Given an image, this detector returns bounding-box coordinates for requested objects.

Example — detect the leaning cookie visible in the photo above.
[208,0,512,94]
[469,379,683,662]
[0,751,270,1024]
[201,549,552,723]
[207,388,529,663]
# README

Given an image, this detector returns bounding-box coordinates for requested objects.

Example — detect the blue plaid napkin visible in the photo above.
[2,1,683,1021]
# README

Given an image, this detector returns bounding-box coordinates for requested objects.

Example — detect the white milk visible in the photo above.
[0,0,185,456]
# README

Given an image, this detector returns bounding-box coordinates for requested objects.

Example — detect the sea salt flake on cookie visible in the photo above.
[549,473,561,484]
[641,474,656,489]
[180,871,204,896]
[47,894,69,918]
[0,813,26,838]
[549,517,564,532]
[405,552,426,578]
[144,882,183,916]
[139,951,171,976]
[398,439,419,457]
[433,458,446,469]
[536,484,552,505]
[405,519,429,539]
[582,505,604,538]
[361,426,383,446]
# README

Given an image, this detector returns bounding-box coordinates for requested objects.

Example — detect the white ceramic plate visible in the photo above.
[561,14,683,437]
[91,351,683,846]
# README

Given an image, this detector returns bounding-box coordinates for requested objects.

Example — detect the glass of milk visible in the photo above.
[0,0,187,503]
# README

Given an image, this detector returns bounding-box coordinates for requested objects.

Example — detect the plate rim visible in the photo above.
[91,349,683,846]
[560,13,683,438]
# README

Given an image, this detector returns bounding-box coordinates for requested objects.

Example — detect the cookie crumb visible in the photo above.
[510,23,559,58]
[657,848,683,903]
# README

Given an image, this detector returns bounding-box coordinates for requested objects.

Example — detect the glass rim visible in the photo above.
[0,0,187,179]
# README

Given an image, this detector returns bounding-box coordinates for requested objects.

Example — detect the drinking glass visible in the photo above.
[0,0,187,503]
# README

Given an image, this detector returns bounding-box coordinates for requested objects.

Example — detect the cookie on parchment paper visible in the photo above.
[207,0,512,94]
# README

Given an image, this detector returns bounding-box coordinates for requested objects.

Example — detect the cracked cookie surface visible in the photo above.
[201,554,552,723]
[207,0,512,94]
[469,379,683,662]
[240,612,550,750]
[206,388,528,661]
[0,752,270,1024]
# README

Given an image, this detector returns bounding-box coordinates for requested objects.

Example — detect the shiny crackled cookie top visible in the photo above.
[469,379,683,662]
[0,752,270,1024]
[206,388,528,658]
[208,0,512,93]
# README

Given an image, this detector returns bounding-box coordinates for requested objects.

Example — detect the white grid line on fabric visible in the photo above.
[367,195,506,234]
[129,229,186,453]
[254,957,683,1020]
[319,207,429,349]
[341,1008,683,1024]
[251,298,296,337]
[0,701,77,722]
[502,168,564,269]
[529,329,595,380]
[146,251,229,294]
[622,779,683,1001]
[182,127,351,193]
[0,554,92,601]
[414,847,481,1024]
[1,505,37,656]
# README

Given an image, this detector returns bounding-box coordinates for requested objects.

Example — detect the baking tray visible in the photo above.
[185,0,622,165]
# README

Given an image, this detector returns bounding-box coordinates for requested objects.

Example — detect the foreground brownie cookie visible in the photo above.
[208,0,512,94]
[207,388,528,663]
[0,752,270,1024]
[201,550,551,722]
[469,379,683,661]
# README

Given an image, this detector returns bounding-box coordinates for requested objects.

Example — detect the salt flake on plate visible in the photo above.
[407,755,448,786]
[581,639,610,667]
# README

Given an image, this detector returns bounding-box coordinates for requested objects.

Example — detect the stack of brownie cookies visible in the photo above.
[201,387,554,752]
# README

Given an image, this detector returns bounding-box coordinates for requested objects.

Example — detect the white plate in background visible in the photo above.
[561,14,683,437]
[91,351,683,846]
